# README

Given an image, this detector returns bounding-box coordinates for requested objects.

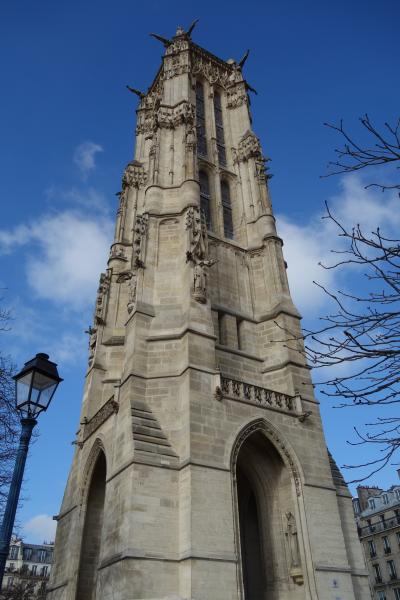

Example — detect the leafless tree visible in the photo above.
[0,304,19,513]
[287,116,400,481]
[324,113,400,193]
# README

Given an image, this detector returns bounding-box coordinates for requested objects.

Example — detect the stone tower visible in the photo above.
[47,25,369,600]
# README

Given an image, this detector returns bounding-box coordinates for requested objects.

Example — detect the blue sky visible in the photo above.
[0,0,399,543]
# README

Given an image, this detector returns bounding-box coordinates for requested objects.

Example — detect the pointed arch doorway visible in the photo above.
[234,427,304,600]
[76,450,106,600]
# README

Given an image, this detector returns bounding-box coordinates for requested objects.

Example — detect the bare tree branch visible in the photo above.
[322,115,400,194]
[281,116,400,482]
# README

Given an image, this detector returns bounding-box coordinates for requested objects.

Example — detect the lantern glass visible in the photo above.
[30,371,59,416]
[16,372,34,413]
[14,353,62,419]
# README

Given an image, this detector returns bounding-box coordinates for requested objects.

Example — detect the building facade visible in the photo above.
[2,538,53,595]
[354,478,400,600]
[47,25,370,600]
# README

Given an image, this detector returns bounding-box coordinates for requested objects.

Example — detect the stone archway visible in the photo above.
[233,424,304,600]
[76,450,107,600]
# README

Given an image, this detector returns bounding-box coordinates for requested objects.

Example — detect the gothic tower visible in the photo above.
[47,25,369,600]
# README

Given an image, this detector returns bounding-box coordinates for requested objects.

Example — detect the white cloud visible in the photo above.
[276,175,400,317]
[47,331,87,365]
[73,141,103,177]
[23,514,56,544]
[0,210,113,310]
[46,185,110,214]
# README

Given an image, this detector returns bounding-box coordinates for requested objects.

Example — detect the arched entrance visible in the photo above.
[234,427,303,600]
[76,451,106,600]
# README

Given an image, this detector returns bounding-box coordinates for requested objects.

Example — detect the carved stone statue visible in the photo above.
[86,326,97,367]
[286,511,300,568]
[127,270,138,314]
[133,213,149,268]
[94,273,110,326]
[186,206,217,303]
[193,259,217,303]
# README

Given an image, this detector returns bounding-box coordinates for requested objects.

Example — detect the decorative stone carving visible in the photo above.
[193,259,216,303]
[127,270,138,314]
[85,269,110,364]
[235,130,263,162]
[109,244,127,261]
[191,49,232,88]
[136,111,158,136]
[165,37,190,56]
[226,83,248,109]
[122,161,147,189]
[86,326,97,368]
[186,206,216,303]
[117,270,138,314]
[94,272,110,326]
[115,213,148,314]
[82,397,119,443]
[231,418,302,497]
[164,51,190,79]
[185,123,196,148]
[116,189,127,215]
[185,206,205,262]
[133,213,149,268]
[286,512,304,585]
[157,101,195,129]
[220,376,299,414]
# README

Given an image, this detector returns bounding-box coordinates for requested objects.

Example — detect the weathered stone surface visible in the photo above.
[48,24,370,600]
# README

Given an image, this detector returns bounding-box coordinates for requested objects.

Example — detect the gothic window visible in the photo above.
[221,181,234,239]
[196,82,207,157]
[213,92,226,166]
[199,170,212,231]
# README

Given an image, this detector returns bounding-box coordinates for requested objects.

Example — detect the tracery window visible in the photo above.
[196,82,207,157]
[213,92,226,166]
[199,170,212,231]
[221,180,233,239]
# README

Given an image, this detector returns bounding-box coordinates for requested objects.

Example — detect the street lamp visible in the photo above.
[0,353,62,586]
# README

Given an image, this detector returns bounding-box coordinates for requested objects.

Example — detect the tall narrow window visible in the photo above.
[221,181,234,239]
[373,563,382,583]
[383,535,391,554]
[368,540,377,557]
[196,82,207,157]
[388,559,397,579]
[214,93,226,166]
[199,171,212,230]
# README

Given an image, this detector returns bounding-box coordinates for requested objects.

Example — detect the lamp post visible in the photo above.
[0,353,62,587]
